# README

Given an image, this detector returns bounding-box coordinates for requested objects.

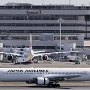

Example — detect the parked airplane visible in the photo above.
[0,34,69,61]
[0,68,89,87]
[66,50,86,62]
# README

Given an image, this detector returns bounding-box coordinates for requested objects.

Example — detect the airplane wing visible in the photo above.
[0,52,20,56]
[69,50,83,53]
[42,73,86,81]
[34,51,70,57]
[34,50,46,54]
[43,74,81,80]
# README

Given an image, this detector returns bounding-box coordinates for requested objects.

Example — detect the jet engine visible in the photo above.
[36,77,49,85]
[6,55,13,61]
[42,55,48,60]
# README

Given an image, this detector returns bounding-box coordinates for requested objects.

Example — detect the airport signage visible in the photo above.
[26,10,41,14]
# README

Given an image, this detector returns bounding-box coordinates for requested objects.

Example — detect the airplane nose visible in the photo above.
[27,52,33,58]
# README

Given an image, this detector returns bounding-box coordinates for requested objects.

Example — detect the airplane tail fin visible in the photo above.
[29,34,32,50]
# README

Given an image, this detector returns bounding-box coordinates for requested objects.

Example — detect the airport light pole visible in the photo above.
[58,18,63,60]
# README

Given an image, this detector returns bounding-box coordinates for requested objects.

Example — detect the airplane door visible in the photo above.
[0,71,3,81]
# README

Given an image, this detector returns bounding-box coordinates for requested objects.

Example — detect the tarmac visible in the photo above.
[0,60,90,90]
[0,85,90,90]
[0,60,90,68]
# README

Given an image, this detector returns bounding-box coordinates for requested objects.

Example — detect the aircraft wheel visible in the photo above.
[56,84,60,87]
[52,84,60,88]
[47,83,60,88]
[47,83,54,88]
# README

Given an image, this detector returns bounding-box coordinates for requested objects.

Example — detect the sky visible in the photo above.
[1,0,90,6]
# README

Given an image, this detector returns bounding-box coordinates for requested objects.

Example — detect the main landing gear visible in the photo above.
[47,83,60,88]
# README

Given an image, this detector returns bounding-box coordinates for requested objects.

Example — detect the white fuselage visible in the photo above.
[0,68,90,82]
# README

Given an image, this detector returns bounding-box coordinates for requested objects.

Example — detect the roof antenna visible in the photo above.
[69,0,70,5]
[42,0,44,5]
[65,0,66,4]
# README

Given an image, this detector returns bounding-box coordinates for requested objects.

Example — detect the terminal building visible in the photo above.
[0,3,90,51]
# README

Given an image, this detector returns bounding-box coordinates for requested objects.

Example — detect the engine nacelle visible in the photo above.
[42,55,48,60]
[36,77,49,85]
[6,55,13,61]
